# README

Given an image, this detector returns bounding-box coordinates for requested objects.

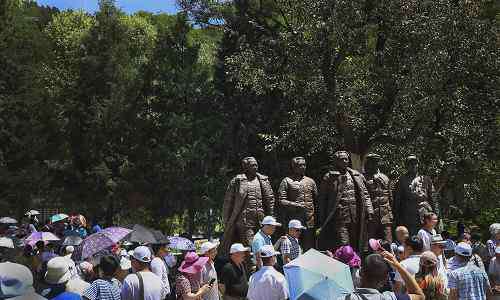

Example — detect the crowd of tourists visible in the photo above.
[0,210,499,300]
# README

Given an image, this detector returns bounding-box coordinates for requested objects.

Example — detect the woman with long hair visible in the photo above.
[415,251,448,300]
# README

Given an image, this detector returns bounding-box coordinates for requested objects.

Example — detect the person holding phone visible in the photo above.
[200,241,220,300]
[175,252,211,300]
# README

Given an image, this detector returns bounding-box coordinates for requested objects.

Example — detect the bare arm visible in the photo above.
[381,251,424,300]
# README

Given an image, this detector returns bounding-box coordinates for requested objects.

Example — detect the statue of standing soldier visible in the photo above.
[393,155,438,235]
[221,157,275,255]
[278,157,318,250]
[364,153,393,242]
[318,151,374,252]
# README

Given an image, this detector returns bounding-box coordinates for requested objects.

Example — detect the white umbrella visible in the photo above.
[25,210,40,216]
[0,217,18,224]
[0,237,15,249]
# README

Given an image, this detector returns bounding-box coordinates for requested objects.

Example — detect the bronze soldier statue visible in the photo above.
[393,155,438,235]
[278,157,318,250]
[221,157,275,255]
[364,153,393,242]
[318,151,373,252]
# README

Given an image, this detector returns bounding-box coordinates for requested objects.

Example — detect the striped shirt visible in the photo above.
[83,279,121,300]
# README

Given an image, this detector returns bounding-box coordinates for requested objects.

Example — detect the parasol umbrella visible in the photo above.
[152,230,170,244]
[78,227,132,259]
[284,249,354,300]
[0,217,18,224]
[0,237,15,249]
[168,236,195,251]
[26,232,60,245]
[126,224,157,244]
[50,213,69,223]
[62,235,83,246]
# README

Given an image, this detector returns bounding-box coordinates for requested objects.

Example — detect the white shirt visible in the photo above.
[121,271,164,300]
[150,257,171,296]
[394,255,422,284]
[201,261,220,300]
[247,266,289,300]
[417,228,436,251]
[437,254,449,289]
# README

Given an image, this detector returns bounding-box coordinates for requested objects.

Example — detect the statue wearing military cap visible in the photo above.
[393,155,438,235]
[221,157,275,256]
[364,153,393,242]
[318,151,374,252]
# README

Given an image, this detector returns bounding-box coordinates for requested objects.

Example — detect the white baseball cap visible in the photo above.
[260,245,280,258]
[455,242,472,257]
[288,219,306,230]
[261,216,281,227]
[200,241,219,255]
[132,246,152,263]
[230,243,251,254]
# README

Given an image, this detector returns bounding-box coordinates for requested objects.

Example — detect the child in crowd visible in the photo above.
[417,212,438,251]
[440,231,456,259]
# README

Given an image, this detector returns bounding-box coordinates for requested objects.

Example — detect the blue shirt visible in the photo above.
[448,262,491,300]
[51,292,81,300]
[251,230,272,262]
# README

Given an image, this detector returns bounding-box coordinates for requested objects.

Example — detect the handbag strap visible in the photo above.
[136,272,145,300]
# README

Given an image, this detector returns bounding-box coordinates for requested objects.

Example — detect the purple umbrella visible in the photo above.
[168,236,195,251]
[26,232,60,245]
[79,227,132,259]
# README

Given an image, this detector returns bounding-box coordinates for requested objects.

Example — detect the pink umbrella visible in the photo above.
[26,231,60,246]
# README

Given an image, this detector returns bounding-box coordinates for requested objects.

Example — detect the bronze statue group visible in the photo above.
[221,151,438,255]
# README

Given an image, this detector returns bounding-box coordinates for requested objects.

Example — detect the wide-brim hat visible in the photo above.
[0,262,35,298]
[431,234,447,245]
[178,252,209,274]
[45,257,72,285]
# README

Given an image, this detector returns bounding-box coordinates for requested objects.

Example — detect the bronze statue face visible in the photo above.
[365,158,379,174]
[291,157,306,176]
[242,157,258,176]
[334,151,349,170]
[406,160,418,174]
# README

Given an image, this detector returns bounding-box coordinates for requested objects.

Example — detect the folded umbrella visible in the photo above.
[79,227,132,259]
[284,249,354,300]
[0,217,18,224]
[26,232,60,245]
[126,224,157,244]
[168,236,195,251]
[50,213,69,223]
[0,237,14,249]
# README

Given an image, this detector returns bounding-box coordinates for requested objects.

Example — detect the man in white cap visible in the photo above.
[251,216,281,269]
[281,219,306,264]
[121,246,164,300]
[448,242,492,300]
[42,256,88,299]
[0,261,46,299]
[220,243,251,300]
[247,245,289,300]
[200,241,220,300]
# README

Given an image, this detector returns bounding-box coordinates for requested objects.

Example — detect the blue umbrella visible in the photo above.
[284,249,354,300]
[50,213,69,223]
